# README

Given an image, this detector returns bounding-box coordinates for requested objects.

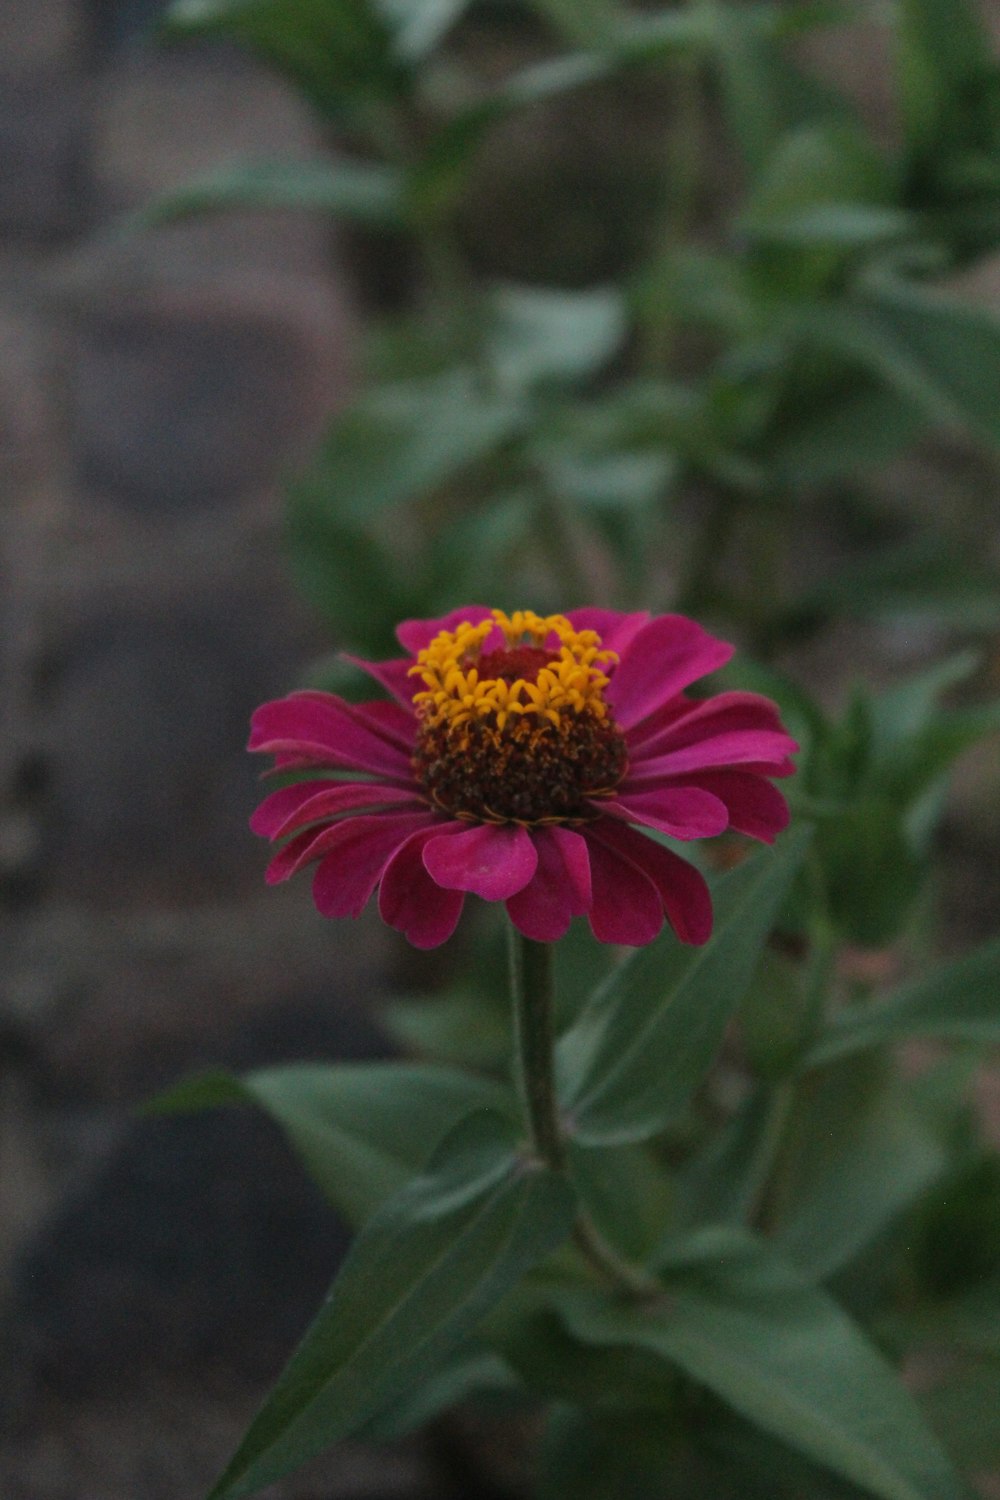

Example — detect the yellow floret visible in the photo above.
[409,609,616,731]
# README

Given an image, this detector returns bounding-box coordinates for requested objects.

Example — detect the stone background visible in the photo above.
[0,1,448,1493]
[1,1,999,1496]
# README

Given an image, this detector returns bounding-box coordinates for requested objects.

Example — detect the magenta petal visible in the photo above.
[423,822,538,901]
[601,786,729,840]
[606,616,734,730]
[252,781,425,840]
[379,827,466,948]
[265,826,330,884]
[628,691,790,758]
[687,772,790,843]
[249,693,413,779]
[565,608,651,655]
[506,826,592,942]
[266,809,431,886]
[311,812,437,918]
[341,654,417,709]
[396,606,494,655]
[627,728,798,780]
[591,818,712,945]
[582,829,665,946]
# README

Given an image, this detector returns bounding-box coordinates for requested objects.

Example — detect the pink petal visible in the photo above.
[266,809,432,887]
[581,829,665,946]
[606,615,734,730]
[248,693,413,779]
[311,812,438,918]
[506,826,592,942]
[396,606,493,654]
[379,826,466,948]
[685,772,790,843]
[565,608,651,655]
[251,780,425,840]
[283,689,415,753]
[600,786,730,840]
[590,819,712,945]
[627,691,790,758]
[341,654,418,709]
[627,728,798,780]
[422,822,538,901]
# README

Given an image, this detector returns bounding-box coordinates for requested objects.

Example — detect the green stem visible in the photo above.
[507,930,663,1300]
[508,933,566,1173]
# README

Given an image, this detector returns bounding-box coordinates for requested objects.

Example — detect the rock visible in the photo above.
[70,276,351,508]
[0,74,87,240]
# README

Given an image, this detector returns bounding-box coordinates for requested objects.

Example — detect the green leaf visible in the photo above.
[806,935,1000,1066]
[568,1139,673,1261]
[766,378,926,485]
[526,0,623,48]
[897,0,997,162]
[161,0,402,120]
[300,369,526,523]
[804,279,1000,449]
[672,1085,787,1233]
[409,11,713,216]
[558,827,812,1145]
[130,158,405,230]
[537,1404,677,1500]
[771,1055,948,1281]
[208,1111,576,1499]
[745,201,916,251]
[376,0,470,62]
[150,1062,515,1227]
[708,3,850,176]
[796,539,1000,630]
[383,989,511,1069]
[743,122,899,240]
[817,796,924,947]
[921,1356,1000,1471]
[285,497,419,653]
[557,1228,966,1500]
[487,283,626,392]
[360,1343,518,1440]
[869,653,980,751]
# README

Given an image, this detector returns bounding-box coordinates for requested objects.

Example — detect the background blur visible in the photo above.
[1,1,999,1496]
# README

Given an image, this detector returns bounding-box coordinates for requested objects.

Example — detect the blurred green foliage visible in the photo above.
[145,2,1000,1496]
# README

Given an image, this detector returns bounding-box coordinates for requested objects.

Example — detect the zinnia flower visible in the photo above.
[249,607,797,949]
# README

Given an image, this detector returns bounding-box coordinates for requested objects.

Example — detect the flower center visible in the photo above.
[409,609,628,824]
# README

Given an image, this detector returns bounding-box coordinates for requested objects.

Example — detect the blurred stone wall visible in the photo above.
[0,3,441,1494]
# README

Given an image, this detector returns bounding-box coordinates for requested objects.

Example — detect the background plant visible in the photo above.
[144,1,1000,1496]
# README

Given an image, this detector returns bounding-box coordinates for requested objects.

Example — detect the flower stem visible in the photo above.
[508,930,663,1300]
[508,932,566,1173]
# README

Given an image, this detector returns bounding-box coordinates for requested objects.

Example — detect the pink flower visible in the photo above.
[248,607,797,949]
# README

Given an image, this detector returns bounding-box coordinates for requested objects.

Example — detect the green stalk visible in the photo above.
[508,929,662,1300]
[508,932,567,1173]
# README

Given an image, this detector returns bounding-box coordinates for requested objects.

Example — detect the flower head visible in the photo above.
[249,607,798,949]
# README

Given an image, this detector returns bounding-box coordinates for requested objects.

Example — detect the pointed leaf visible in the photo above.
[299,369,527,523]
[558,826,811,1144]
[377,0,470,61]
[150,1062,515,1226]
[209,1111,576,1498]
[557,1228,966,1500]
[771,1056,948,1280]
[806,936,1000,1066]
[161,0,402,119]
[488,283,626,392]
[131,158,405,230]
[804,280,1000,450]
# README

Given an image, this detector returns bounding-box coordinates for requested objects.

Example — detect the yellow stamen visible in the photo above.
[409,609,617,732]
